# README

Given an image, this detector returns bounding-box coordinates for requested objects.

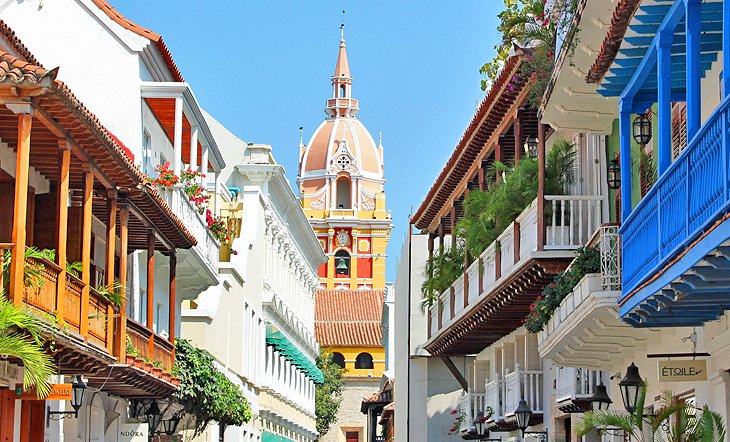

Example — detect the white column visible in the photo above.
[190,125,199,171]
[173,96,183,177]
[201,145,209,179]
[351,178,356,212]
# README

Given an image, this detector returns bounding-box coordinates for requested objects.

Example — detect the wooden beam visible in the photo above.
[80,168,94,337]
[9,111,32,305]
[55,143,71,323]
[105,193,117,288]
[440,356,469,392]
[146,230,155,332]
[513,109,523,163]
[537,123,546,251]
[169,250,176,347]
[117,203,129,360]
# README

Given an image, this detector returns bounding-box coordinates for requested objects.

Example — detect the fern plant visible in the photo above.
[0,289,55,398]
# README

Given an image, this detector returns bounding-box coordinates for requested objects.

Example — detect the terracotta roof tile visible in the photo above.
[0,52,54,85]
[585,0,642,84]
[0,20,43,67]
[315,289,384,347]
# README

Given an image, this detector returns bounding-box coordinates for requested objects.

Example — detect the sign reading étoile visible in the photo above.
[657,360,707,382]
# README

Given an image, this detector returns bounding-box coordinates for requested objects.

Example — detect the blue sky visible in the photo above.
[114,1,503,280]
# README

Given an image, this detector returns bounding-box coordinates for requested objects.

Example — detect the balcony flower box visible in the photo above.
[171,377,181,387]
[125,355,136,366]
[151,367,163,378]
[134,357,145,370]
[161,371,172,383]
[143,362,154,373]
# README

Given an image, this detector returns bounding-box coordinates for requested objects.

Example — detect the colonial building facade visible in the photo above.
[298,30,392,442]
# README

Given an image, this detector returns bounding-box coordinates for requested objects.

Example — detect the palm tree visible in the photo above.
[0,290,54,398]
[577,384,726,442]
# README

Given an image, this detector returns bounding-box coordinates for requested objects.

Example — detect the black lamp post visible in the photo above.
[607,157,621,190]
[524,137,539,159]
[515,399,532,435]
[632,114,652,145]
[146,400,163,435]
[161,414,181,436]
[47,375,87,423]
[619,363,644,414]
[589,383,612,412]
[474,415,485,440]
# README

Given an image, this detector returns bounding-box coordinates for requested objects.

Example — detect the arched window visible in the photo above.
[355,353,373,369]
[339,84,346,98]
[334,250,350,277]
[336,177,351,209]
[331,352,345,368]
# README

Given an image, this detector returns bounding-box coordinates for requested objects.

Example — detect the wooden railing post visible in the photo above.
[450,286,455,319]
[56,143,71,322]
[117,203,129,359]
[514,109,523,163]
[146,230,155,330]
[80,167,94,337]
[9,108,32,306]
[169,250,176,346]
[478,257,484,294]
[537,123,546,251]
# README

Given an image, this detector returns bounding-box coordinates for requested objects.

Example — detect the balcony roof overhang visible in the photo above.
[86,364,177,399]
[424,254,572,357]
[596,0,723,110]
[539,0,618,134]
[538,289,664,370]
[141,82,226,173]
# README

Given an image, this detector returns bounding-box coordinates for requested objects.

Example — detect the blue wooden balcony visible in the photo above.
[601,0,730,326]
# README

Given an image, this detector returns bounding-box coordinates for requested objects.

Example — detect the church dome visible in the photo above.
[298,31,384,183]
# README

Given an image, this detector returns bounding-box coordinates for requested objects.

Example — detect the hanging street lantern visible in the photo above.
[146,400,163,435]
[632,114,652,145]
[607,157,621,189]
[161,414,181,435]
[524,137,539,159]
[619,363,644,414]
[590,383,613,412]
[515,399,532,434]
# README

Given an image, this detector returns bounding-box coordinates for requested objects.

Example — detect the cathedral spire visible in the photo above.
[327,23,358,118]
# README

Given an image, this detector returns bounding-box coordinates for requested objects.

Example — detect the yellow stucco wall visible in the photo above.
[326,346,386,378]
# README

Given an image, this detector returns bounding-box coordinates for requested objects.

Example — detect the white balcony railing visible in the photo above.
[538,225,622,345]
[485,374,505,422]
[556,367,602,402]
[459,390,487,433]
[161,186,220,271]
[504,363,544,417]
[427,195,604,342]
[545,195,603,249]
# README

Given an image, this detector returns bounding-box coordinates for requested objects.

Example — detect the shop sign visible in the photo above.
[15,383,72,400]
[657,360,707,382]
[118,423,148,442]
[0,361,19,386]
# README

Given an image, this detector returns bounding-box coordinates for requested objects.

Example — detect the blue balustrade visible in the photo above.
[620,94,730,297]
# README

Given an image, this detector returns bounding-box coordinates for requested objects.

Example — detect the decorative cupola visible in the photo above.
[326,25,359,118]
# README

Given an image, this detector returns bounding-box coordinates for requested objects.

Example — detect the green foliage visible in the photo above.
[421,140,576,308]
[577,384,726,442]
[173,339,252,436]
[94,280,126,307]
[524,244,599,333]
[2,247,56,292]
[315,351,345,438]
[480,0,577,100]
[0,289,55,398]
[420,241,465,310]
[66,261,82,278]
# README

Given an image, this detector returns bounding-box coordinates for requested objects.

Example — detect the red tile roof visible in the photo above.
[585,0,642,84]
[0,52,54,84]
[90,0,184,83]
[315,289,384,347]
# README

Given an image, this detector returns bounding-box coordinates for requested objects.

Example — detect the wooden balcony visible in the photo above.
[126,319,174,372]
[21,256,114,352]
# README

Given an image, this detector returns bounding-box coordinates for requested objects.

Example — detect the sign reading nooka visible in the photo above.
[118,423,148,442]
[657,360,707,382]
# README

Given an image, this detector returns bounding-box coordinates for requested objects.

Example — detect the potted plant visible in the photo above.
[151,360,163,377]
[160,370,172,382]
